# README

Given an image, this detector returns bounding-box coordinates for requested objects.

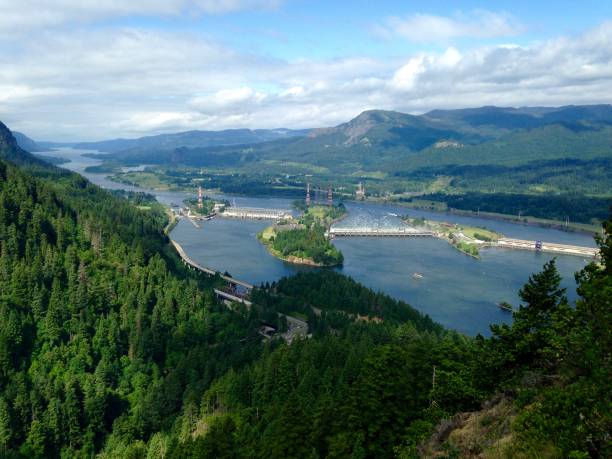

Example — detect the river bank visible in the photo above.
[257,223,343,267]
[163,208,178,235]
[101,166,602,235]
[259,243,331,267]
[38,147,597,335]
[375,198,602,234]
[402,216,503,260]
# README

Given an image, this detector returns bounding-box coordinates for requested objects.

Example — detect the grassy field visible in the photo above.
[401,199,449,212]
[455,241,480,258]
[260,160,330,174]
[300,204,348,227]
[306,206,329,219]
[460,226,500,241]
[111,171,172,190]
[258,225,277,241]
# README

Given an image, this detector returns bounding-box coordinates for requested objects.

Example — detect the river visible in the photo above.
[40,148,598,335]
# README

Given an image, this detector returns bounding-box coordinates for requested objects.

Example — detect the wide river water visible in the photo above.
[41,148,598,335]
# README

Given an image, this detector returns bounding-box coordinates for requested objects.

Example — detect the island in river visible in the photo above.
[258,204,346,266]
[403,215,502,259]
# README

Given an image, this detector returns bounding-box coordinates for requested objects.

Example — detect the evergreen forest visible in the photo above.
[0,122,610,458]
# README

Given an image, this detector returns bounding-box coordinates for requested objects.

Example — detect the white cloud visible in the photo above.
[392,47,463,89]
[189,87,268,114]
[1,18,612,140]
[376,10,523,43]
[0,84,61,102]
[392,56,426,89]
[0,0,282,32]
[279,86,305,98]
[115,112,199,132]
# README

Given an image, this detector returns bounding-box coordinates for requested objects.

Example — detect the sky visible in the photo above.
[1,1,612,141]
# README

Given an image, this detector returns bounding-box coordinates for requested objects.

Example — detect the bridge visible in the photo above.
[170,239,254,291]
[328,227,435,237]
[497,238,599,258]
[214,289,253,307]
[171,239,313,341]
[221,207,292,220]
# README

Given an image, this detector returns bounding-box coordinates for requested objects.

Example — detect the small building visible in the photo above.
[213,202,226,213]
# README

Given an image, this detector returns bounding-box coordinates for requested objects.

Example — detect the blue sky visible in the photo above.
[1,0,612,140]
[93,0,612,58]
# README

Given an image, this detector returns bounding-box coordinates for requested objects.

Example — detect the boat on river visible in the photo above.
[412,272,423,279]
[498,301,513,312]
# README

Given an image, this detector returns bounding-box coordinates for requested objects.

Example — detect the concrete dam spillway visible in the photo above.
[221,207,292,220]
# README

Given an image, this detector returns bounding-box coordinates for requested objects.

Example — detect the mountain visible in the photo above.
[0,119,445,457]
[89,105,612,223]
[425,104,612,129]
[73,127,310,154]
[0,122,47,166]
[305,104,612,151]
[94,104,612,169]
[0,119,609,457]
[12,131,43,152]
[305,109,482,150]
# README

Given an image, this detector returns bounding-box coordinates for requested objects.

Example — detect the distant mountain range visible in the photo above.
[71,127,311,154]
[18,104,612,163]
[12,105,612,212]
[7,105,612,223]
[303,104,612,153]
[70,104,612,170]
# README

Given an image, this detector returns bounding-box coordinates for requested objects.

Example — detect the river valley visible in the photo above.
[40,148,598,335]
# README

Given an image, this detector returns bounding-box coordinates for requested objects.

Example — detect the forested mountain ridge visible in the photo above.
[94,104,612,167]
[93,106,612,224]
[0,121,444,457]
[0,119,610,458]
[73,127,311,155]
[12,132,43,153]
[0,123,268,457]
[0,123,47,166]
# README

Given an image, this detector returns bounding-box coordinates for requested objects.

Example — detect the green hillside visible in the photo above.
[97,105,612,171]
[93,105,612,224]
[0,121,610,458]
[0,124,47,167]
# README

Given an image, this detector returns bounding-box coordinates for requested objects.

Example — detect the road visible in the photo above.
[280,313,309,343]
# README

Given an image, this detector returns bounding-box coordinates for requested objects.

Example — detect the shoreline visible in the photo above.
[257,237,339,267]
[163,208,178,235]
[257,210,345,267]
[447,208,599,235]
[439,235,481,260]
[360,197,601,235]
[102,171,600,236]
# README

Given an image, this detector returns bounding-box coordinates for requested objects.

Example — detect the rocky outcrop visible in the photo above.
[420,395,517,458]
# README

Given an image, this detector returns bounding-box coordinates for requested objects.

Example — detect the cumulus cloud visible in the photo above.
[375,10,523,43]
[1,16,612,140]
[190,87,268,114]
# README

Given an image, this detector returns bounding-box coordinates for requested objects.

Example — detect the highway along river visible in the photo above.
[41,148,598,335]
